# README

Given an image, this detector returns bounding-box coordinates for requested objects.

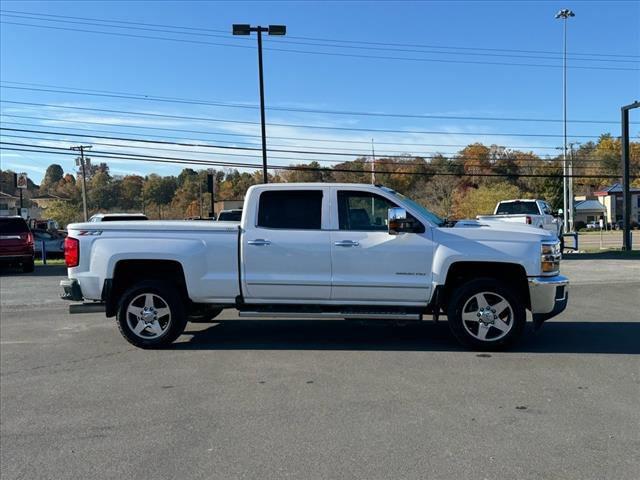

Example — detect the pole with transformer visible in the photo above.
[71,145,91,222]
[621,101,639,251]
[232,24,286,184]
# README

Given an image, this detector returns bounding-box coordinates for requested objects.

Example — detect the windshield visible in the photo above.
[496,201,539,215]
[379,187,445,227]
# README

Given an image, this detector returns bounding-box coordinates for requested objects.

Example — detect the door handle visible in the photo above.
[334,240,359,247]
[248,239,271,246]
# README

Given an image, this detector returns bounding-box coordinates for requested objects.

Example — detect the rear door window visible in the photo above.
[257,190,322,230]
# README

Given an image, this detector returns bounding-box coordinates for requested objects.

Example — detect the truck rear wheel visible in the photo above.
[446,278,526,351]
[116,280,187,349]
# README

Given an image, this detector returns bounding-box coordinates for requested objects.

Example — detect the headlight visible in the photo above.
[541,241,561,275]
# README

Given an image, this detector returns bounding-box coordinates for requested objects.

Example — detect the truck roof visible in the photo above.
[247,182,391,191]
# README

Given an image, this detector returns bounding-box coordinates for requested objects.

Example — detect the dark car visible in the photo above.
[0,216,35,272]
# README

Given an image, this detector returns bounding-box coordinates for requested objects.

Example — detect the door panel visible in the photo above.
[243,230,332,300]
[241,188,332,301]
[330,189,434,304]
[331,230,433,303]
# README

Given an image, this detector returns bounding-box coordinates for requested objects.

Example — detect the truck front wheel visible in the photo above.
[446,278,526,351]
[116,281,188,349]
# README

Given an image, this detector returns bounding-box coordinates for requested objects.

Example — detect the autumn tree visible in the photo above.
[40,164,64,192]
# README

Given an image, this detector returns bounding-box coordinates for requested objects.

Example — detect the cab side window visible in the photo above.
[257,190,322,230]
[337,191,395,231]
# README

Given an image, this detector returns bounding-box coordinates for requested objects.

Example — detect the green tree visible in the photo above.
[119,175,144,210]
[46,200,82,228]
[88,171,115,211]
[143,174,176,205]
[452,182,522,219]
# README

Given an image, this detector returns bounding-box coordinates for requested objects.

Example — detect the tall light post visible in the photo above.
[232,24,286,184]
[555,8,575,233]
[71,145,91,222]
[568,142,580,233]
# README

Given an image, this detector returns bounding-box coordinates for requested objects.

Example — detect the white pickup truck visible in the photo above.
[477,199,563,240]
[61,183,568,350]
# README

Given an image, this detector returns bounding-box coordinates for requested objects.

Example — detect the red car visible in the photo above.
[0,216,35,273]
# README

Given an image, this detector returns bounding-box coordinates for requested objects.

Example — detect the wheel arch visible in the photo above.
[441,261,531,310]
[105,259,188,317]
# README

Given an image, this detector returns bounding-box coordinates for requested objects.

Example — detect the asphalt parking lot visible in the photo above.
[1,258,639,480]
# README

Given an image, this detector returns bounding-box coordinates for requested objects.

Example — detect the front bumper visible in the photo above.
[60,278,84,301]
[528,275,569,327]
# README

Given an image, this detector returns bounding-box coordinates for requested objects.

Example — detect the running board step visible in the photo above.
[238,311,422,320]
[69,303,106,314]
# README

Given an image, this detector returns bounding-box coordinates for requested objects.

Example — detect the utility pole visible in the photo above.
[556,8,575,234]
[207,171,216,218]
[371,139,376,185]
[199,180,203,218]
[232,24,287,184]
[71,145,91,222]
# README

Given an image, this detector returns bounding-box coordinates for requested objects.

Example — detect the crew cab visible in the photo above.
[477,199,562,239]
[61,184,569,350]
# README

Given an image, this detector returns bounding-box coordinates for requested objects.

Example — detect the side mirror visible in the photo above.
[388,207,408,235]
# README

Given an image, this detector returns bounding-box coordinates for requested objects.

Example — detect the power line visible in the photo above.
[2,143,627,179]
[0,114,575,151]
[0,100,605,139]
[2,9,637,60]
[1,127,611,165]
[0,81,627,125]
[4,132,598,170]
[3,11,638,65]
[2,19,637,72]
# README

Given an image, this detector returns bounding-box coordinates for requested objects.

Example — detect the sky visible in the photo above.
[0,0,638,183]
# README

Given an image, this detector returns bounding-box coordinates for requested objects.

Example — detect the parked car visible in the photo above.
[61,183,568,351]
[29,218,60,232]
[477,199,563,238]
[216,209,242,222]
[32,229,65,257]
[0,216,35,272]
[89,213,149,222]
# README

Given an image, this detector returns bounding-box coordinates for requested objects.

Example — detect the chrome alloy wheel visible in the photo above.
[461,291,514,342]
[126,293,172,339]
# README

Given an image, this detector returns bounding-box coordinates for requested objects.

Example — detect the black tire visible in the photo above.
[560,235,565,252]
[446,278,526,351]
[116,280,187,349]
[22,258,34,273]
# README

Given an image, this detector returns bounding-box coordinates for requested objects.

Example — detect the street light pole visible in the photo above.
[71,145,91,222]
[621,101,639,251]
[233,24,287,184]
[556,8,575,233]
